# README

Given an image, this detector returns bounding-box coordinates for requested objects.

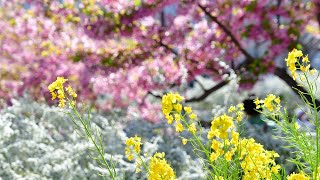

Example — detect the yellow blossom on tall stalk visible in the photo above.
[237,138,280,179]
[125,136,142,161]
[188,123,197,134]
[287,172,310,180]
[224,150,235,162]
[161,92,282,178]
[208,114,234,140]
[66,85,77,98]
[255,94,281,112]
[228,103,245,122]
[162,92,200,134]
[214,176,224,180]
[285,48,303,80]
[184,106,192,114]
[48,77,116,179]
[48,76,77,108]
[162,93,184,123]
[175,122,184,132]
[148,152,176,180]
[189,113,197,120]
[285,49,318,80]
[182,138,188,145]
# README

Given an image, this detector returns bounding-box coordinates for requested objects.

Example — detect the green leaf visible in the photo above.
[101,57,115,66]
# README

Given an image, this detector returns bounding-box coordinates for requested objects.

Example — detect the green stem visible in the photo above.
[70,103,116,179]
[180,116,219,176]
[137,154,150,176]
[303,72,319,178]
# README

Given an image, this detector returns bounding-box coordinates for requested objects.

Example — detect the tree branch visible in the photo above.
[185,79,230,102]
[197,3,255,63]
[194,78,206,91]
[274,67,320,108]
[147,91,162,99]
[158,40,178,56]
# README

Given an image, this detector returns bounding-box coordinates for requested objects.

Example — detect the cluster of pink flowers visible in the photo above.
[0,0,316,121]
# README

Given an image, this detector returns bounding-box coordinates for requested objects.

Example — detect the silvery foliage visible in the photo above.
[0,97,204,179]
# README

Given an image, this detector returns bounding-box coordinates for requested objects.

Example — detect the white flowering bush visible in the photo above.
[0,96,205,179]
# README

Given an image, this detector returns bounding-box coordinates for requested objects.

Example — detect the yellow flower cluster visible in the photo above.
[48,77,77,108]
[238,138,280,179]
[48,77,68,108]
[208,114,234,140]
[228,103,245,122]
[285,49,303,80]
[148,152,176,180]
[207,113,240,162]
[287,172,310,180]
[285,49,317,80]
[66,85,77,98]
[162,92,184,123]
[254,94,281,112]
[214,176,224,180]
[125,136,142,161]
[206,104,280,178]
[157,92,284,178]
[162,93,198,134]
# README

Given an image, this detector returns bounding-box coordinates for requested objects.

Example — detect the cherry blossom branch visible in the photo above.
[197,3,255,63]
[198,3,320,109]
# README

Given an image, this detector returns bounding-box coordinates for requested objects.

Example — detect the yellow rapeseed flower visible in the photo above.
[228,105,236,113]
[238,138,280,179]
[189,113,197,120]
[184,106,192,114]
[166,115,174,124]
[66,85,77,98]
[301,64,310,72]
[237,103,244,110]
[214,176,224,180]
[148,152,176,180]
[174,113,181,121]
[182,138,188,145]
[302,55,309,63]
[236,111,243,122]
[287,172,310,180]
[208,114,234,139]
[285,49,303,80]
[231,131,239,145]
[162,93,184,124]
[125,136,142,161]
[225,150,234,162]
[48,77,68,108]
[210,152,219,161]
[258,94,281,112]
[310,69,318,75]
[175,123,184,133]
[173,104,182,112]
[254,98,262,109]
[188,123,197,134]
